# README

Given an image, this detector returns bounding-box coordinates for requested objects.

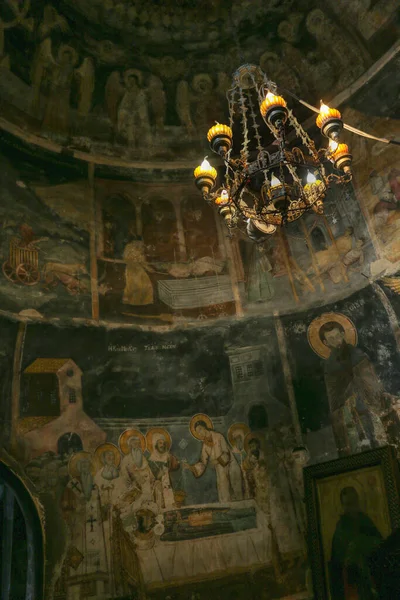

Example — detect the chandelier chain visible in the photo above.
[238,85,250,163]
[247,92,263,154]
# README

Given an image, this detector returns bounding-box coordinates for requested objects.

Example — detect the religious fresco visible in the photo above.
[340,60,400,275]
[0,308,314,598]
[282,284,400,462]
[2,267,400,597]
[237,182,375,316]
[23,415,307,599]
[0,142,92,319]
[96,183,234,324]
[0,135,386,325]
[0,2,399,598]
[0,1,397,161]
[100,179,265,324]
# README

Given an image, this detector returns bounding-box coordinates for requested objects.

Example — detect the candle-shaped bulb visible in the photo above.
[306,172,317,184]
[220,189,229,201]
[329,139,339,153]
[201,157,212,170]
[270,174,282,187]
[320,101,330,115]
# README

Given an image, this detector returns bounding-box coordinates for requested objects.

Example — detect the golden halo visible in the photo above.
[244,432,265,454]
[94,443,121,472]
[228,423,250,448]
[307,312,357,359]
[119,429,146,455]
[68,451,95,479]
[145,428,172,454]
[189,413,214,440]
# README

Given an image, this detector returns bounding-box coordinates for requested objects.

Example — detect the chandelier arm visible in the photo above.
[279,87,399,146]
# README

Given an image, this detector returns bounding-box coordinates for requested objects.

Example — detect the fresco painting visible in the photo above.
[0,1,399,598]
[0,146,92,319]
[23,412,307,599]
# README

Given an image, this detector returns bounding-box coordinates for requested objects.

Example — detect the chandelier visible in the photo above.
[194,64,352,242]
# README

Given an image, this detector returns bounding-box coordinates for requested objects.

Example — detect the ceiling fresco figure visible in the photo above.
[31,40,94,134]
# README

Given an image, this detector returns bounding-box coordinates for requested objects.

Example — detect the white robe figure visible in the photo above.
[192,430,244,503]
[118,447,154,510]
[147,433,179,510]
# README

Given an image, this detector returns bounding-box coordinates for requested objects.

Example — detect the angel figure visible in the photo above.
[105,69,151,149]
[176,73,216,136]
[0,0,33,69]
[31,40,94,133]
[147,75,166,136]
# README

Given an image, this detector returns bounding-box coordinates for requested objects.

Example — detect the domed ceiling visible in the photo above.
[0,0,398,327]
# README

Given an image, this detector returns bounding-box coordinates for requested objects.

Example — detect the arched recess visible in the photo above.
[182,195,221,261]
[141,198,178,262]
[0,461,44,600]
[102,194,137,259]
[310,226,328,252]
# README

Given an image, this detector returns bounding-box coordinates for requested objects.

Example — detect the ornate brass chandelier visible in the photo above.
[194,64,352,241]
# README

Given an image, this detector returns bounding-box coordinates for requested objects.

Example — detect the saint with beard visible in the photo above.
[313,318,387,456]
[118,430,154,509]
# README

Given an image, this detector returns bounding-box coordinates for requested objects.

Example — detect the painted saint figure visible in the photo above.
[184,414,244,503]
[122,237,154,306]
[228,423,250,499]
[308,313,387,457]
[329,486,382,600]
[94,443,121,507]
[97,450,119,481]
[246,244,275,303]
[146,429,180,510]
[117,69,151,149]
[118,430,154,509]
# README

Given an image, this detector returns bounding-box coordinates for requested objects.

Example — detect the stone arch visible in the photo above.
[0,461,44,600]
